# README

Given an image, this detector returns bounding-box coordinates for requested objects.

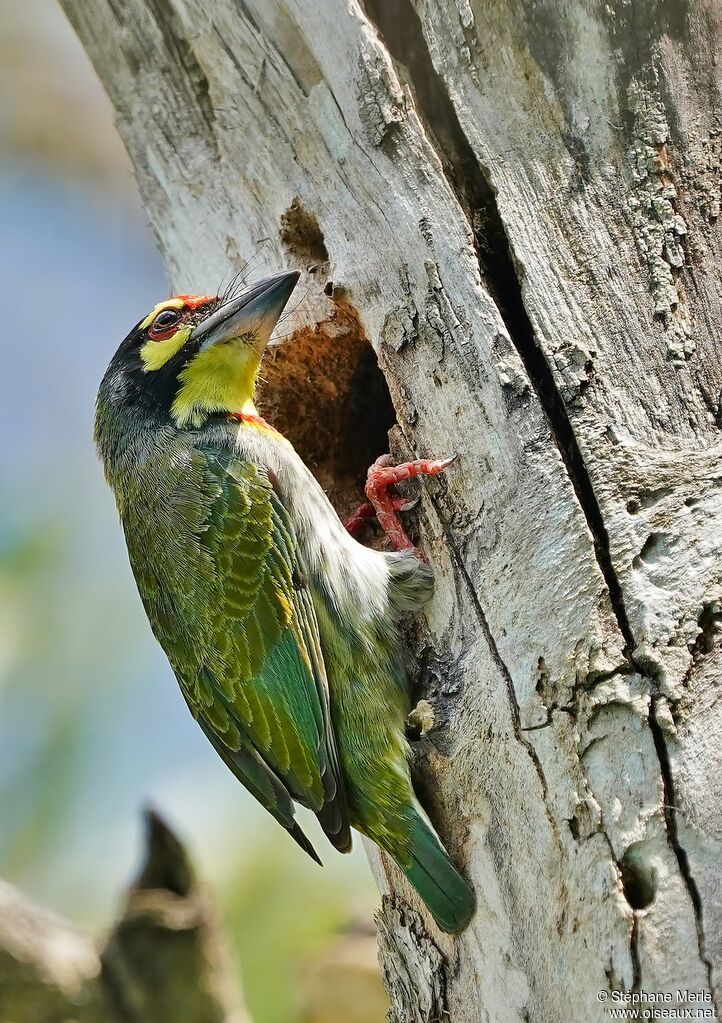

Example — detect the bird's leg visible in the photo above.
[343,501,376,538]
[361,453,457,558]
[343,497,417,538]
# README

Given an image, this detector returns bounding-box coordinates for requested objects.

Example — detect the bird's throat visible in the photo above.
[171,344,259,428]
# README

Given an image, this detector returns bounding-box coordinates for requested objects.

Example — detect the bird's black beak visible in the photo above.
[190,269,300,350]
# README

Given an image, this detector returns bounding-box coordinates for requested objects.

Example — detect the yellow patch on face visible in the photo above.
[139,297,185,332]
[140,325,192,372]
[171,343,259,428]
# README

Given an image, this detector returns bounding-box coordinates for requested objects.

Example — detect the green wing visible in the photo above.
[129,444,350,858]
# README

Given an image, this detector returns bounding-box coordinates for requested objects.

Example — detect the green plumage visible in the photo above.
[96,281,474,933]
[120,439,349,854]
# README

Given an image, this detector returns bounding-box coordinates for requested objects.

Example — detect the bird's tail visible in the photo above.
[396,811,475,934]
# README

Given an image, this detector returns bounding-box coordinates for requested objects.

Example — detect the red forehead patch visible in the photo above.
[173,294,216,309]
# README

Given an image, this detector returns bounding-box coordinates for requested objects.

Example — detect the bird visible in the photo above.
[94,268,475,933]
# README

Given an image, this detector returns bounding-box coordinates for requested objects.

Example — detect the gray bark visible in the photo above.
[57,1,722,1020]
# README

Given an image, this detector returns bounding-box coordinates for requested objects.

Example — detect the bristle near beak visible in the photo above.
[190,270,300,351]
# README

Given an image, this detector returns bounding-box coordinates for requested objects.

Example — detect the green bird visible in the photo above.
[95,269,474,933]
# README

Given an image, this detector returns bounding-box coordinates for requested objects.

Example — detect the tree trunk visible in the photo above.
[59,1,722,1019]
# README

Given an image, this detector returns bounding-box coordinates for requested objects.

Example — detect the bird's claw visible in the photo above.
[361,452,458,556]
[343,494,420,538]
[395,496,419,513]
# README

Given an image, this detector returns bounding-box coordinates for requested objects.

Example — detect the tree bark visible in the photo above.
[58,1,722,1020]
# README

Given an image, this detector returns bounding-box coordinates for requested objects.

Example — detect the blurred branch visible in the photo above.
[0,811,248,1023]
[301,925,389,1023]
[0,878,103,1022]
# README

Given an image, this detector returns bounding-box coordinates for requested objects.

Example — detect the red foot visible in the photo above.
[344,497,417,538]
[344,502,375,538]
[354,453,457,558]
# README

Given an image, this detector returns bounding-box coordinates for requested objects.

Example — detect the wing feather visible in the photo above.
[135,444,351,856]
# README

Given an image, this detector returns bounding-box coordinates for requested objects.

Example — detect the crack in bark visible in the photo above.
[451,540,552,804]
[360,0,635,655]
[360,0,715,998]
[649,695,717,1005]
[520,705,574,732]
[630,914,642,994]
[596,827,642,993]
[398,426,557,828]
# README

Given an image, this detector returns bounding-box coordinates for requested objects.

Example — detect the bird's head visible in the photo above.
[97,269,300,430]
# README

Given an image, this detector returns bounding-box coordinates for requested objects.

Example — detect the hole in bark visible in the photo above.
[633,532,669,568]
[280,198,329,267]
[635,486,675,510]
[690,603,722,658]
[620,843,657,909]
[405,720,422,741]
[535,656,549,695]
[257,303,396,519]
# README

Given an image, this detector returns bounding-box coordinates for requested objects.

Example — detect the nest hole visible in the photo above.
[257,305,396,520]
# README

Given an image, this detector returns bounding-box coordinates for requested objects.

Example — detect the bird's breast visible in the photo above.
[233,424,392,625]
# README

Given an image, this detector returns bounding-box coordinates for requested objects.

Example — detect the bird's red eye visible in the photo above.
[149,308,181,339]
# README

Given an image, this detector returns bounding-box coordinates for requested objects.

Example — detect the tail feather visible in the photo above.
[317,763,353,853]
[399,814,475,934]
[289,821,322,865]
[317,799,352,853]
